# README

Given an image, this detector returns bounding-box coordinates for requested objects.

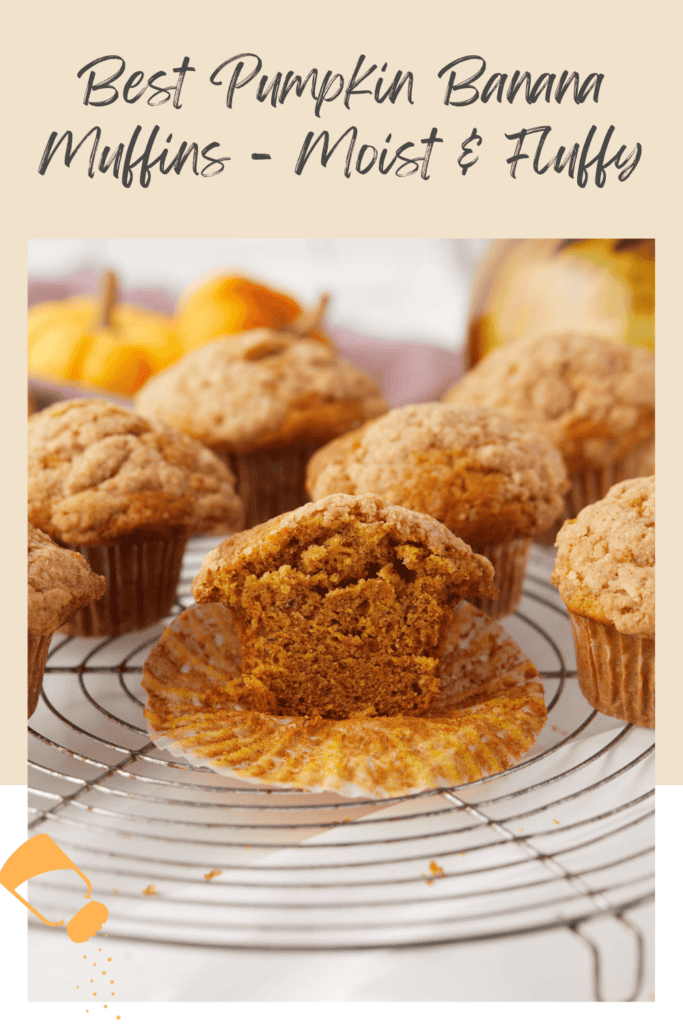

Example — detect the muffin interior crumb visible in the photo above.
[212,517,468,719]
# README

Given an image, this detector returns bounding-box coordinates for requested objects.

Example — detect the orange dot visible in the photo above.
[102,971,106,975]
[93,993,97,996]
[107,958,112,962]
[83,955,87,959]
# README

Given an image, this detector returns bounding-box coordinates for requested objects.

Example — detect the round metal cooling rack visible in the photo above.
[27,541,654,1001]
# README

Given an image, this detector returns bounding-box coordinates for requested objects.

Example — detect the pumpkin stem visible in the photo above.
[97,270,118,328]
[289,292,330,338]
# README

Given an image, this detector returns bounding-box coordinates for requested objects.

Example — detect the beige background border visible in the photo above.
[5,0,679,789]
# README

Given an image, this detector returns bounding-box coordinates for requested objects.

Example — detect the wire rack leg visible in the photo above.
[571,911,646,1001]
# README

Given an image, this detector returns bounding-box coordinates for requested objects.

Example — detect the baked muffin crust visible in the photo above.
[444,334,655,473]
[28,400,243,546]
[306,404,568,545]
[192,493,495,719]
[28,524,106,635]
[135,329,388,453]
[551,476,654,633]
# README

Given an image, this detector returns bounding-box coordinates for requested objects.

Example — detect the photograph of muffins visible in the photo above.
[444,333,654,533]
[143,493,547,797]
[306,404,568,617]
[25,240,655,1002]
[27,524,106,716]
[28,399,243,636]
[135,329,388,527]
[551,476,655,728]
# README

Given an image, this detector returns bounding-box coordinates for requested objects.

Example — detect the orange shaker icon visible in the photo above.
[0,834,108,942]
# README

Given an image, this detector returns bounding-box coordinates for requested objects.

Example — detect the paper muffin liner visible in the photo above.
[537,439,655,544]
[60,528,189,637]
[27,633,52,717]
[142,601,547,799]
[567,611,654,729]
[219,443,324,529]
[467,537,530,619]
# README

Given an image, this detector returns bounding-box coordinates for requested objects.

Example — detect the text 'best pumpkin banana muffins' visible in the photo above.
[28,400,243,636]
[135,330,388,528]
[28,524,106,716]
[444,333,655,530]
[551,476,655,728]
[306,404,568,618]
[192,493,496,719]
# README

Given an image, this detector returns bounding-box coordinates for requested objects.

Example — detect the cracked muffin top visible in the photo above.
[28,400,243,546]
[192,493,496,720]
[551,476,654,633]
[444,334,655,473]
[306,404,568,545]
[134,329,388,454]
[28,524,106,635]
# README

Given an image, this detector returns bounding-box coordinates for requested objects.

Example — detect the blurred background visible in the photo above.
[28,238,490,351]
[28,237,655,410]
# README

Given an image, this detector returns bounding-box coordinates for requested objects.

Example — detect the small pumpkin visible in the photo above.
[28,271,181,396]
[466,239,655,369]
[174,273,331,353]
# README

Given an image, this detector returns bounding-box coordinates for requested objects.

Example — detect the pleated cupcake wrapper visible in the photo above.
[220,443,324,529]
[537,439,655,544]
[60,529,189,638]
[27,632,52,717]
[568,611,654,729]
[142,602,548,799]
[468,537,531,619]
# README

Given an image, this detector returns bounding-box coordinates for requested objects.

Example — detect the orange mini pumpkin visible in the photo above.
[28,272,181,396]
[174,273,331,353]
[466,239,655,369]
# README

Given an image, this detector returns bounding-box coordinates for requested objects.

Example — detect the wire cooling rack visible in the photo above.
[27,541,654,1001]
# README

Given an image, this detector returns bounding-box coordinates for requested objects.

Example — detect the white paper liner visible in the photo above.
[142,601,547,799]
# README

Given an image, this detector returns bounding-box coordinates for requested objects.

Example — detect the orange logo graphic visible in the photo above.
[0,834,108,942]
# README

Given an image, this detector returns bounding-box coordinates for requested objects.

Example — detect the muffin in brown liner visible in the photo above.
[567,611,654,729]
[28,524,106,716]
[60,528,188,637]
[135,330,388,528]
[220,443,322,532]
[306,405,567,618]
[142,601,547,799]
[28,400,243,636]
[444,333,655,537]
[552,476,654,728]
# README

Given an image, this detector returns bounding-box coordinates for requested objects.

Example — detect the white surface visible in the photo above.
[27,238,489,349]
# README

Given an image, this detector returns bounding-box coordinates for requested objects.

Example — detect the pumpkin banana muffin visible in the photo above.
[192,493,496,719]
[306,404,568,617]
[28,400,243,636]
[444,333,655,530]
[142,601,547,798]
[135,330,388,528]
[551,476,655,728]
[28,524,106,716]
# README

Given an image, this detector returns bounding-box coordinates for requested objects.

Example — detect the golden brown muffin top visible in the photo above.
[28,524,106,635]
[28,400,243,546]
[444,334,655,473]
[551,476,654,633]
[134,329,388,454]
[193,492,496,599]
[306,404,568,545]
